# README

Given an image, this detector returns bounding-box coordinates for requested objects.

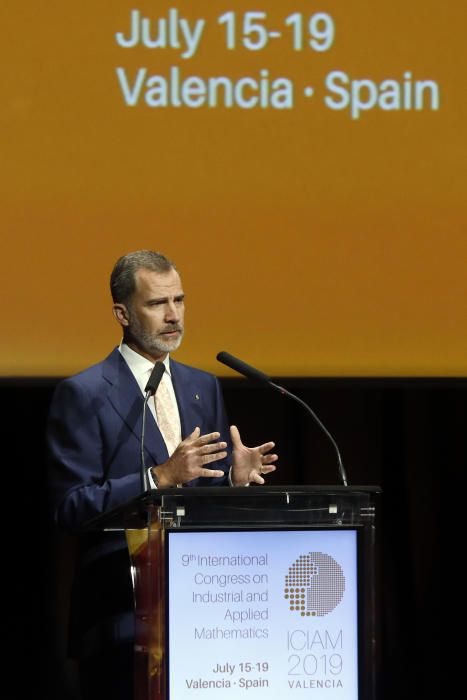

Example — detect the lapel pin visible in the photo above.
[195,394,200,400]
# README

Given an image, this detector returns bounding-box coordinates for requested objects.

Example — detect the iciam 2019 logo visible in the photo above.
[284,552,345,617]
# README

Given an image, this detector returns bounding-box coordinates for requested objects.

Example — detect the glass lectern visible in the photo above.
[87,485,381,700]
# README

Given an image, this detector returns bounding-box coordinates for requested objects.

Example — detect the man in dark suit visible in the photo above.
[47,250,277,699]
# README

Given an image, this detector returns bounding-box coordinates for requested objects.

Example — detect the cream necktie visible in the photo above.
[154,374,180,456]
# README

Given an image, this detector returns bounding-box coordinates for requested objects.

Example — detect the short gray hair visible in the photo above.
[110,250,176,304]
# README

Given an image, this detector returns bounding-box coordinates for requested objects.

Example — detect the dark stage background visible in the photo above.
[4,376,461,699]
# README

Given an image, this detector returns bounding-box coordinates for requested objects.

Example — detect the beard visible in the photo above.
[126,313,184,356]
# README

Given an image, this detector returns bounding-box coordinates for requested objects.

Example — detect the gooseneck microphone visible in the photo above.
[216,351,348,487]
[140,361,165,492]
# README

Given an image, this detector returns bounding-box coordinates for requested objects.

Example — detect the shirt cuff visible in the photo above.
[148,467,158,489]
[228,466,250,487]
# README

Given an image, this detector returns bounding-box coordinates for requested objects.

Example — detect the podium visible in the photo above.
[86,485,381,700]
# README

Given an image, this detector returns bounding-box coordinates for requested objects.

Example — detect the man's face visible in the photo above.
[119,267,185,360]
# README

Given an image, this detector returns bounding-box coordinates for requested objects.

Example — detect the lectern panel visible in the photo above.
[166,528,359,700]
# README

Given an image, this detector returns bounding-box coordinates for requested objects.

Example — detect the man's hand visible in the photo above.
[152,427,227,487]
[230,425,278,486]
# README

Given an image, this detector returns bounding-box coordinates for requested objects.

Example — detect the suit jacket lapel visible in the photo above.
[170,359,200,438]
[103,348,170,465]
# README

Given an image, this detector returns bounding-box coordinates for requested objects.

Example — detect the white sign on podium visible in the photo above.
[167,528,358,699]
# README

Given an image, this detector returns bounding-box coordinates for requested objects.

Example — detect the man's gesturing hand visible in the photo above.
[230,425,278,486]
[151,427,227,488]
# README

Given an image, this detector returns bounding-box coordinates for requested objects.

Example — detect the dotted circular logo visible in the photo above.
[284,552,345,617]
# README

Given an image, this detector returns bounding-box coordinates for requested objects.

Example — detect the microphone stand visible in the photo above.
[140,392,152,493]
[269,381,348,487]
[140,362,166,494]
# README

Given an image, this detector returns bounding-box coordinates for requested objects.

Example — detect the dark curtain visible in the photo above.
[3,377,463,699]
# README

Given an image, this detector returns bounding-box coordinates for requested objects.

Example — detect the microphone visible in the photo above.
[216,351,271,386]
[140,361,165,492]
[216,351,348,487]
[145,361,166,395]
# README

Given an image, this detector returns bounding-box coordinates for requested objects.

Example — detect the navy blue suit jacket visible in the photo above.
[47,348,231,657]
[47,347,231,532]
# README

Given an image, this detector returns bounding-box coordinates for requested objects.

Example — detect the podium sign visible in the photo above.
[90,485,380,700]
[167,527,359,698]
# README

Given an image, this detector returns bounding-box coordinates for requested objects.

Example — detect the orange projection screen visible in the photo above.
[1,1,466,377]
